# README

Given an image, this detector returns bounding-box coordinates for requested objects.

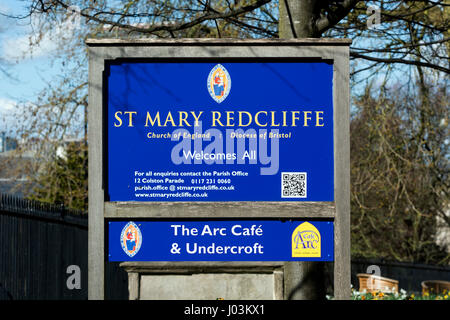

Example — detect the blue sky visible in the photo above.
[0,0,65,129]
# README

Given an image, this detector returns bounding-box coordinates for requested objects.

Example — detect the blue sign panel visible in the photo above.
[108,220,334,262]
[107,62,334,201]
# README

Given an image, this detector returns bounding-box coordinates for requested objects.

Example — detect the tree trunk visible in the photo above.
[279,0,320,38]
[279,0,326,300]
[284,261,326,300]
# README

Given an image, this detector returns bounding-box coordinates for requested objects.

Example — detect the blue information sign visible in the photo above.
[107,61,334,201]
[108,220,334,262]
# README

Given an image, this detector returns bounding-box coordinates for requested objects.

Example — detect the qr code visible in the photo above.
[281,172,307,198]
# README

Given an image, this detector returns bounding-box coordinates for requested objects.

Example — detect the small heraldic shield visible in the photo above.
[207,64,231,103]
[292,222,321,258]
[120,221,142,257]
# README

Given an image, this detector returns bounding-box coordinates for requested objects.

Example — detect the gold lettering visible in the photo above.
[145,112,161,127]
[163,111,176,127]
[255,111,268,127]
[124,111,137,127]
[282,111,288,127]
[315,111,324,127]
[292,111,300,127]
[179,111,190,127]
[226,111,235,126]
[270,111,280,127]
[212,111,224,127]
[114,111,123,127]
[304,111,312,127]
[191,111,203,127]
[238,111,252,127]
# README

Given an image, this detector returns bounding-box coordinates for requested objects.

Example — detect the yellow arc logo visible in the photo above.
[291,222,321,258]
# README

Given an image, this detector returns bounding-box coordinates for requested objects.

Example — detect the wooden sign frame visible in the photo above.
[87,38,351,300]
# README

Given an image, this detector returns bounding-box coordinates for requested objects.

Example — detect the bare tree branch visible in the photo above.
[316,0,361,35]
[350,51,450,74]
[53,0,271,35]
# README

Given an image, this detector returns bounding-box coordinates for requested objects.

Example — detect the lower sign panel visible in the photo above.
[108,220,334,262]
